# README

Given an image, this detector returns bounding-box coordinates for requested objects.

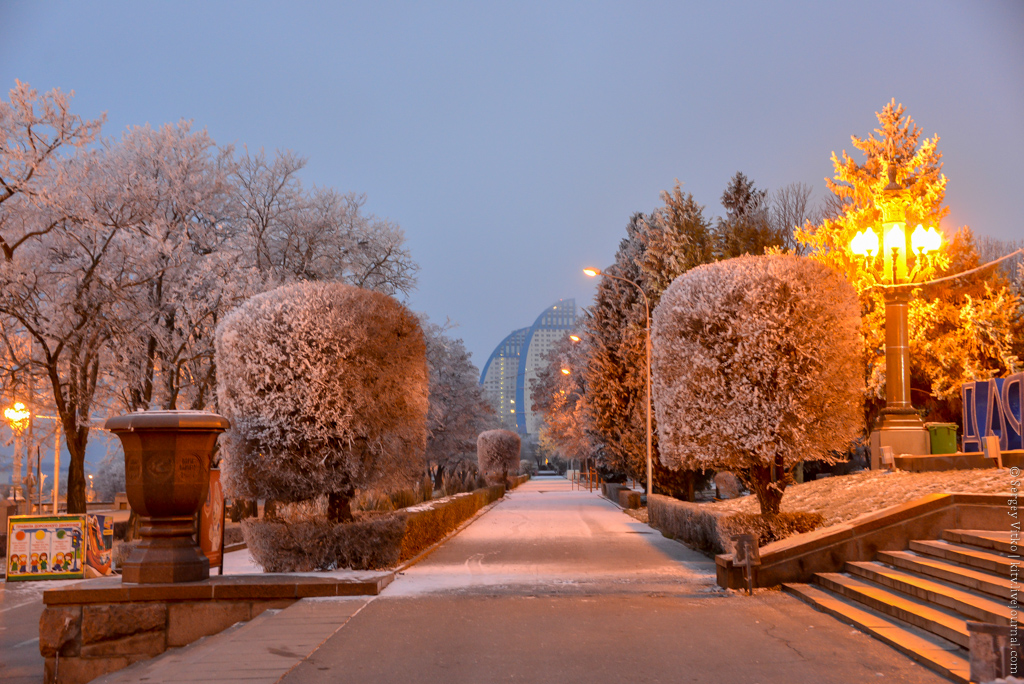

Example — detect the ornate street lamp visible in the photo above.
[849,175,943,464]
[583,267,653,499]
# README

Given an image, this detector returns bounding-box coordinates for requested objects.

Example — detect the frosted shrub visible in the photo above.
[477,430,521,485]
[652,254,863,516]
[216,280,428,538]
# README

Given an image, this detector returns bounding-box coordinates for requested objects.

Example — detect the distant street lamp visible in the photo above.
[4,402,63,513]
[4,402,30,501]
[848,175,943,464]
[584,267,653,499]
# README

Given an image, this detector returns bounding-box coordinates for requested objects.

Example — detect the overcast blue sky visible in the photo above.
[2,1,1021,371]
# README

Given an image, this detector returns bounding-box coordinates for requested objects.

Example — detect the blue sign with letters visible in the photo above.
[962,373,1023,452]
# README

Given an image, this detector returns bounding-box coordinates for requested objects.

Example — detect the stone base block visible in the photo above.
[870,427,930,469]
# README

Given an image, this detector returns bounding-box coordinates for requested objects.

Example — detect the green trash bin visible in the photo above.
[926,423,958,454]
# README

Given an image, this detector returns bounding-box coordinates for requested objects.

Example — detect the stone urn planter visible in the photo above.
[105,410,230,583]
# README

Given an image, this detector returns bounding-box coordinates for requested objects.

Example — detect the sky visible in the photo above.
[1,0,1022,380]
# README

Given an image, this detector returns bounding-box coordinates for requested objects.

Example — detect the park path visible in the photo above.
[383,475,716,597]
[95,476,948,683]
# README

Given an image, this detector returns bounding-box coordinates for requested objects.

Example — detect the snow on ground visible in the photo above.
[704,467,1014,525]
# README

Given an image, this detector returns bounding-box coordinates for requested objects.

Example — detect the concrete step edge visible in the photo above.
[942,529,1014,554]
[846,561,1010,624]
[909,540,1013,574]
[814,572,970,648]
[783,583,969,684]
[878,550,1010,601]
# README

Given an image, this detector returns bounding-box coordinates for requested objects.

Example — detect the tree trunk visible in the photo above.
[433,464,445,492]
[228,498,257,522]
[65,430,89,514]
[326,491,353,523]
[747,459,787,517]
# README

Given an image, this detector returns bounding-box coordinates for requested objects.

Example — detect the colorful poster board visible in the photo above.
[85,514,114,577]
[199,469,225,572]
[6,515,86,581]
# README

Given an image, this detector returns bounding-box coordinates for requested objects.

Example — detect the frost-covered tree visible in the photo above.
[0,80,104,262]
[477,430,520,485]
[532,331,593,464]
[653,254,863,515]
[106,121,246,413]
[216,281,429,523]
[422,318,498,489]
[0,82,104,513]
[795,101,1021,423]
[231,149,417,295]
[0,120,149,514]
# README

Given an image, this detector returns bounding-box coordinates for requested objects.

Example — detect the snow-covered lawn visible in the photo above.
[699,468,1013,525]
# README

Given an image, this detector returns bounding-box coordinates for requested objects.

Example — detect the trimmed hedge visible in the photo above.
[509,473,530,489]
[399,484,504,562]
[618,489,642,509]
[648,494,823,556]
[242,484,505,572]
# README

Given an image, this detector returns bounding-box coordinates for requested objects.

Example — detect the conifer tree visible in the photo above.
[715,172,790,258]
[579,185,716,494]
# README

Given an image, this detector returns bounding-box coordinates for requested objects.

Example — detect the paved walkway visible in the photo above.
[94,478,949,683]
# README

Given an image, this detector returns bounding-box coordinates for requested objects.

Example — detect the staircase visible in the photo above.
[784,530,1014,684]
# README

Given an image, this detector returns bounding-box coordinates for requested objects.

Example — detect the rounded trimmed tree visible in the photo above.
[652,254,863,515]
[477,430,521,485]
[216,281,429,525]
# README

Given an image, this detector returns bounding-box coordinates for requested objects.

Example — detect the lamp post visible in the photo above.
[4,402,30,503]
[5,403,63,512]
[849,177,943,466]
[583,267,653,499]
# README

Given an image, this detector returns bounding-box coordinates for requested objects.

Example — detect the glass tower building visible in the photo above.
[479,299,578,436]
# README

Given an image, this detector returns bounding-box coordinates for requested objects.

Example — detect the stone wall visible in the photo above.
[714,492,1010,590]
[39,572,392,684]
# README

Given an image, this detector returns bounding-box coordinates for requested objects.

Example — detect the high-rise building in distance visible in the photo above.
[479,299,577,436]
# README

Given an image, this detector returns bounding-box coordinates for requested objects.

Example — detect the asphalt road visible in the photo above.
[282,477,948,684]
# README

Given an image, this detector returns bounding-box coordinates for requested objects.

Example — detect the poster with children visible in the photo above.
[6,515,86,582]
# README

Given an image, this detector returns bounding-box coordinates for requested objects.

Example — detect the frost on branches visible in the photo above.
[421,318,498,489]
[215,281,429,524]
[652,254,863,515]
[477,430,521,485]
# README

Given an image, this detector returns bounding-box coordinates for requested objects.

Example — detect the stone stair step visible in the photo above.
[846,561,1010,625]
[784,582,969,684]
[942,529,1016,554]
[814,572,970,648]
[878,549,1011,601]
[909,539,1015,575]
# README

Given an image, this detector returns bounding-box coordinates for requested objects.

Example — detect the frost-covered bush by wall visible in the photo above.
[477,430,521,485]
[215,281,428,569]
[652,254,863,516]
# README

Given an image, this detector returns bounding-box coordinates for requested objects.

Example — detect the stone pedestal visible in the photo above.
[869,417,930,470]
[869,427,930,469]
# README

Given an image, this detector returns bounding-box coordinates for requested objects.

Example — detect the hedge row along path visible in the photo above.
[274,477,947,684]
